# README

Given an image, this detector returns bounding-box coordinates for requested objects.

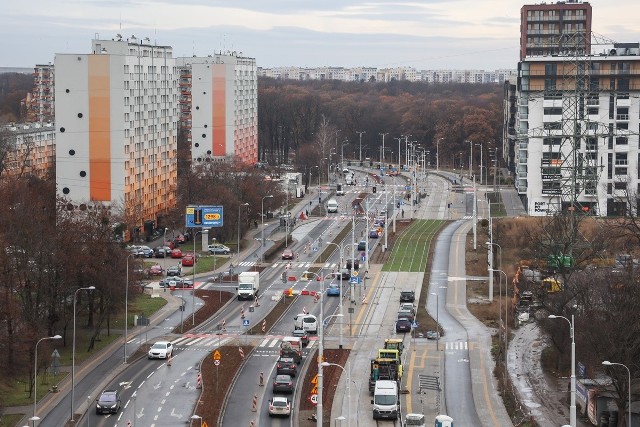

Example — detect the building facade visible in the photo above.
[28,64,55,123]
[520,1,592,60]
[176,53,258,165]
[513,46,640,216]
[55,37,179,235]
[1,122,56,180]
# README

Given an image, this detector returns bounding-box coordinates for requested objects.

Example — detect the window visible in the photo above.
[615,153,628,165]
[616,137,628,145]
[544,107,563,115]
[614,182,627,190]
[545,63,557,75]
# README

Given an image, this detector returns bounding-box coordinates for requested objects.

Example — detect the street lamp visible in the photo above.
[261,195,273,263]
[318,311,344,427]
[602,361,631,427]
[322,361,351,427]
[72,286,95,421]
[475,143,484,185]
[356,131,366,162]
[34,335,61,420]
[379,133,388,165]
[429,288,446,351]
[486,241,502,302]
[549,314,576,427]
[237,202,249,256]
[324,242,347,349]
[124,253,135,363]
[467,139,473,178]
[491,268,508,372]
[190,414,203,427]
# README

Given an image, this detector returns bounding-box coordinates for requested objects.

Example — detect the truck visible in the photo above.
[237,271,260,300]
[371,380,399,420]
[383,338,405,357]
[327,198,339,213]
[369,358,401,393]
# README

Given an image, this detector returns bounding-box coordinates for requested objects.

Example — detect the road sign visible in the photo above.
[311,374,318,384]
[213,350,221,360]
[412,321,419,329]
[185,205,224,228]
[352,271,359,277]
[350,277,360,284]
[310,394,318,405]
[361,255,366,262]
[214,360,220,366]
[249,306,255,313]
[311,386,318,394]
[243,319,250,327]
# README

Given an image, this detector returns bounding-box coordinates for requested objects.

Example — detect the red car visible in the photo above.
[181,255,195,266]
[148,264,163,276]
[282,249,294,260]
[170,248,183,258]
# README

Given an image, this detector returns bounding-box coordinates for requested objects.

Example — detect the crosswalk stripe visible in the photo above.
[259,338,270,347]
[186,337,206,346]
[171,337,191,345]
[268,339,279,348]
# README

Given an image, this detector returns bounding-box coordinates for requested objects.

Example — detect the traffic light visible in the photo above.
[373,186,377,193]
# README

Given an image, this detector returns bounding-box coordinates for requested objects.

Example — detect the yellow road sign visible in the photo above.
[311,373,318,384]
[311,385,318,394]
[352,271,359,277]
[213,350,221,360]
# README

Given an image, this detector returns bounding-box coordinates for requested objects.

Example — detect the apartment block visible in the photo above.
[520,1,592,60]
[1,122,56,179]
[176,53,258,164]
[54,37,179,235]
[514,45,640,216]
[28,64,55,123]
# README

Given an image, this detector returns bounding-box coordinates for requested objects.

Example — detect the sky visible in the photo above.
[2,0,638,70]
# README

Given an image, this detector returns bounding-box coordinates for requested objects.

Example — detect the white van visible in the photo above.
[294,313,318,333]
[371,380,399,420]
[327,198,339,213]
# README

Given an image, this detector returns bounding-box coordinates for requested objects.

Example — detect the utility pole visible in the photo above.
[356,131,366,162]
[379,132,388,166]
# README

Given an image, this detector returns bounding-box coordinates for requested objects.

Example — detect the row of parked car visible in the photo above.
[396,290,416,333]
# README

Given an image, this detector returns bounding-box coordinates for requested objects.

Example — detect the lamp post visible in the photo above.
[237,202,249,256]
[322,361,351,427]
[318,311,343,427]
[379,133,388,166]
[475,143,484,185]
[394,137,402,167]
[124,253,135,363]
[34,335,62,421]
[192,230,205,326]
[261,195,273,263]
[486,241,502,302]
[28,416,40,427]
[491,268,508,373]
[324,242,347,349]
[602,361,631,427]
[356,131,366,162]
[468,139,473,179]
[72,286,95,421]
[549,314,576,427]
[436,138,443,171]
[190,414,203,427]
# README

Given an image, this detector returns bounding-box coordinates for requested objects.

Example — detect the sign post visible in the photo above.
[213,350,222,392]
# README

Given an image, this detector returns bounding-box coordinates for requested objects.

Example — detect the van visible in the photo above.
[294,313,318,333]
[345,175,354,185]
[280,336,303,364]
[371,380,399,420]
[336,184,345,196]
[327,198,339,213]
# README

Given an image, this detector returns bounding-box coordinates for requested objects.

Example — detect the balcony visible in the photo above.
[616,114,629,121]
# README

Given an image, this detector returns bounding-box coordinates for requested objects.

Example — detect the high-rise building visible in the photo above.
[176,53,258,165]
[29,64,55,123]
[55,37,178,237]
[520,1,592,60]
[1,122,56,180]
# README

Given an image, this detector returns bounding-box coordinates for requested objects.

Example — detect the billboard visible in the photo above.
[185,205,224,228]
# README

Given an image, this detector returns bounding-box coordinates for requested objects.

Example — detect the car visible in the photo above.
[272,374,294,394]
[397,309,415,322]
[95,390,121,414]
[345,259,360,271]
[148,341,173,359]
[282,249,294,260]
[400,290,415,303]
[148,264,164,276]
[357,240,367,251]
[327,283,340,296]
[170,248,183,258]
[291,329,309,347]
[369,229,380,238]
[135,246,153,258]
[166,265,182,277]
[208,243,231,255]
[294,313,318,333]
[396,317,412,333]
[276,356,298,377]
[400,303,416,314]
[426,330,440,340]
[181,255,195,266]
[174,234,187,244]
[154,246,171,258]
[160,277,193,288]
[268,396,292,417]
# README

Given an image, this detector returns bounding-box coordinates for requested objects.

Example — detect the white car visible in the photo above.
[148,341,173,359]
[294,313,318,333]
[268,396,292,417]
[208,243,231,255]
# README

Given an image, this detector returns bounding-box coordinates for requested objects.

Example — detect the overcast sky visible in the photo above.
[2,1,637,70]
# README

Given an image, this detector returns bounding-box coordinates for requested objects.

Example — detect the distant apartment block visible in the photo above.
[27,64,55,123]
[54,37,179,236]
[0,122,56,180]
[258,66,516,84]
[520,0,592,60]
[176,53,258,164]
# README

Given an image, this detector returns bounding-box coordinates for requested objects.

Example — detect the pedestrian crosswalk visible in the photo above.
[171,334,317,351]
[235,261,342,270]
[444,341,469,351]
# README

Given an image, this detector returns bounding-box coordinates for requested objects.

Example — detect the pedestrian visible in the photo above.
[401,209,405,218]
[254,220,258,228]
[306,209,309,216]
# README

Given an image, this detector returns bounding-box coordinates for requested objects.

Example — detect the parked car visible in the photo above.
[426,330,440,340]
[160,277,194,288]
[272,374,294,394]
[276,356,297,377]
[166,265,182,277]
[154,246,171,258]
[400,290,415,303]
[181,255,195,267]
[327,283,341,296]
[174,234,187,244]
[208,243,231,255]
[396,318,412,333]
[148,341,173,359]
[148,264,163,276]
[268,396,292,417]
[281,249,294,260]
[291,329,309,347]
[95,390,121,415]
[135,246,153,258]
[357,240,367,251]
[170,248,183,258]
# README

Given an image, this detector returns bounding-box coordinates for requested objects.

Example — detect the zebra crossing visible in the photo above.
[171,334,317,351]
[234,260,342,270]
[444,341,469,351]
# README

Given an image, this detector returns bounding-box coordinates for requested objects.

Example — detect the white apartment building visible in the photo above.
[514,45,640,217]
[54,37,179,235]
[29,64,55,123]
[176,53,258,165]
[1,122,56,180]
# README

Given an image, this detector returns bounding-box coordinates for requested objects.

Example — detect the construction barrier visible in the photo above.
[252,394,258,411]
[239,347,245,359]
[196,373,202,389]
[288,275,297,281]
[302,306,307,314]
[314,293,320,303]
[362,295,368,304]
[222,319,226,331]
[301,290,310,295]
[259,372,264,386]
[261,320,266,333]
[167,353,172,367]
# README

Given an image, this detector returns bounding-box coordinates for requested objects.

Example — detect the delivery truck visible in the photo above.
[237,271,260,300]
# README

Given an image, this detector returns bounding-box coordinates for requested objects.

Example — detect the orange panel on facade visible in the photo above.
[88,55,111,201]
[212,65,226,156]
